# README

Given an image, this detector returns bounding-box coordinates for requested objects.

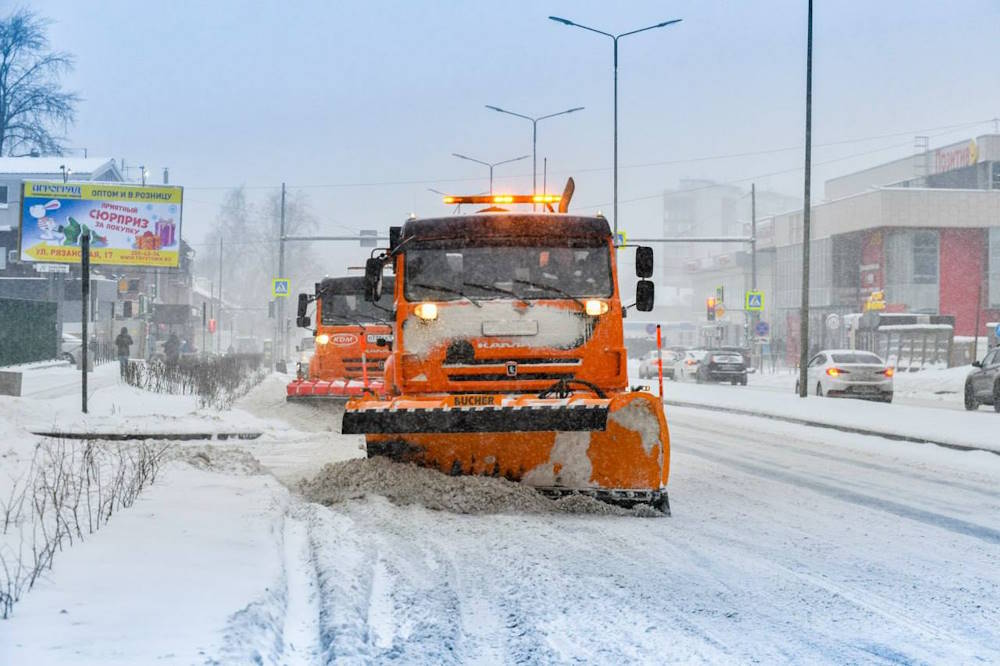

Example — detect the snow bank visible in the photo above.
[299,457,658,517]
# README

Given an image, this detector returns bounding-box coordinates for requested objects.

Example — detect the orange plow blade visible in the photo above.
[343,391,670,512]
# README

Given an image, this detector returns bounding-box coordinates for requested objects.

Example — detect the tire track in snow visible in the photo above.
[680,437,1000,545]
[279,510,323,664]
[672,414,1000,501]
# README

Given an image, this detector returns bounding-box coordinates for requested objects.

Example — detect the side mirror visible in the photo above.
[635,246,654,278]
[364,257,384,302]
[296,315,311,328]
[635,280,654,312]
[972,360,982,368]
[389,226,402,252]
[296,293,309,319]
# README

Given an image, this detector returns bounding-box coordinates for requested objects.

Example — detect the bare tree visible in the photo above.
[0,8,80,156]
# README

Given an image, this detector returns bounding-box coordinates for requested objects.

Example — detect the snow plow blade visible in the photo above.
[342,394,608,434]
[286,378,384,402]
[344,391,670,512]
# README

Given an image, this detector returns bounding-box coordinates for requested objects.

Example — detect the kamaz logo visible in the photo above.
[506,361,517,377]
[477,341,516,349]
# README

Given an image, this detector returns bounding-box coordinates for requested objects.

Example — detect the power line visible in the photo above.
[568,122,989,212]
[178,119,993,192]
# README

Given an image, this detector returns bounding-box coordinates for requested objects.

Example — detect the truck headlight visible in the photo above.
[584,299,609,316]
[316,334,330,345]
[414,302,438,320]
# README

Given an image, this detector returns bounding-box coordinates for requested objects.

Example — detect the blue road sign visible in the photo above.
[645,323,657,335]
[755,321,770,336]
[745,290,764,311]
[272,278,290,298]
[995,323,1000,338]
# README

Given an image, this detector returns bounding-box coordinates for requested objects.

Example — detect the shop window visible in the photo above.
[912,230,938,284]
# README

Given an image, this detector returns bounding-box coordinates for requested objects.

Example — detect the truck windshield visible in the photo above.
[321,293,390,325]
[405,242,613,302]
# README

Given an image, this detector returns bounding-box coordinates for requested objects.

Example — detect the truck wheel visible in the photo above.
[964,382,979,411]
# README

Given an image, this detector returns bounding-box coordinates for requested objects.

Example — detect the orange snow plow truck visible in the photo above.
[343,183,671,512]
[286,276,394,402]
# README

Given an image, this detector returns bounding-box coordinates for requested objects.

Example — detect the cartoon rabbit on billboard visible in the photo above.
[30,199,64,244]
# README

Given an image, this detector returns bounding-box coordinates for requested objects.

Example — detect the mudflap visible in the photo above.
[352,391,670,511]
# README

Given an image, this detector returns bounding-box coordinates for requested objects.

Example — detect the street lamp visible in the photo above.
[139,165,148,186]
[484,105,584,199]
[59,165,71,183]
[451,153,530,194]
[549,15,682,238]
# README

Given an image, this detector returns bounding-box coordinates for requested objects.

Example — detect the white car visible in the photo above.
[674,350,707,382]
[796,349,894,402]
[61,333,83,364]
[638,350,678,379]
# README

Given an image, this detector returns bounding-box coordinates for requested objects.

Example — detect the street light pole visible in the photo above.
[799,0,814,398]
[549,16,681,238]
[484,105,584,200]
[451,153,529,195]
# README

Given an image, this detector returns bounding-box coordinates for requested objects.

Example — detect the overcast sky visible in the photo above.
[36,0,1000,262]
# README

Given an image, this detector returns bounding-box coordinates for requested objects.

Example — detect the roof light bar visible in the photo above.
[442,194,562,205]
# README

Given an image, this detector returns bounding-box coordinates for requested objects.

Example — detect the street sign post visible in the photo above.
[34,263,70,274]
[745,290,764,311]
[272,278,290,298]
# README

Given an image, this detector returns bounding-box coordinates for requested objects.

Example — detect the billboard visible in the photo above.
[19,181,183,267]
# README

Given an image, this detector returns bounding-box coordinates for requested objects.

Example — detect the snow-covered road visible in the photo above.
[3,373,999,664]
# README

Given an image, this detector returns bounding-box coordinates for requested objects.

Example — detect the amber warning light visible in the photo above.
[442,194,561,205]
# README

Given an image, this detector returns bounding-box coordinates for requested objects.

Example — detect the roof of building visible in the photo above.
[0,157,122,180]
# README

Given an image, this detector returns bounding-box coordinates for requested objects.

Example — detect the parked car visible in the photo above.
[674,349,707,381]
[61,333,83,364]
[796,349,894,402]
[697,350,748,385]
[964,347,1000,411]
[638,350,677,379]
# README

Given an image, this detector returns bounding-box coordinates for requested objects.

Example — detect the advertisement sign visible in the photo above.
[19,181,183,267]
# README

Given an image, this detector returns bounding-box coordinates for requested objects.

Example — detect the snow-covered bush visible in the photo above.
[0,439,171,618]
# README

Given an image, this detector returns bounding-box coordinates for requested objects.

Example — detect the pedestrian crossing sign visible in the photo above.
[272,278,290,298]
[745,290,764,311]
[614,230,627,248]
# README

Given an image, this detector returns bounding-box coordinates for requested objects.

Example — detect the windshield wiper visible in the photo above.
[510,278,584,308]
[409,282,482,307]
[461,281,533,307]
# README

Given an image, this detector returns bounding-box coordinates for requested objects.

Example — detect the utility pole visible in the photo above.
[798,0,814,398]
[81,233,90,413]
[217,236,223,353]
[278,182,287,365]
[751,183,758,354]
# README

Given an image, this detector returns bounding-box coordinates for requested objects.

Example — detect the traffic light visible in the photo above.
[208,318,217,334]
[716,285,724,303]
[707,297,717,321]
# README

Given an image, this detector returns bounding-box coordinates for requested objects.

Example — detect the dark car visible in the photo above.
[697,350,748,385]
[965,347,1000,411]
